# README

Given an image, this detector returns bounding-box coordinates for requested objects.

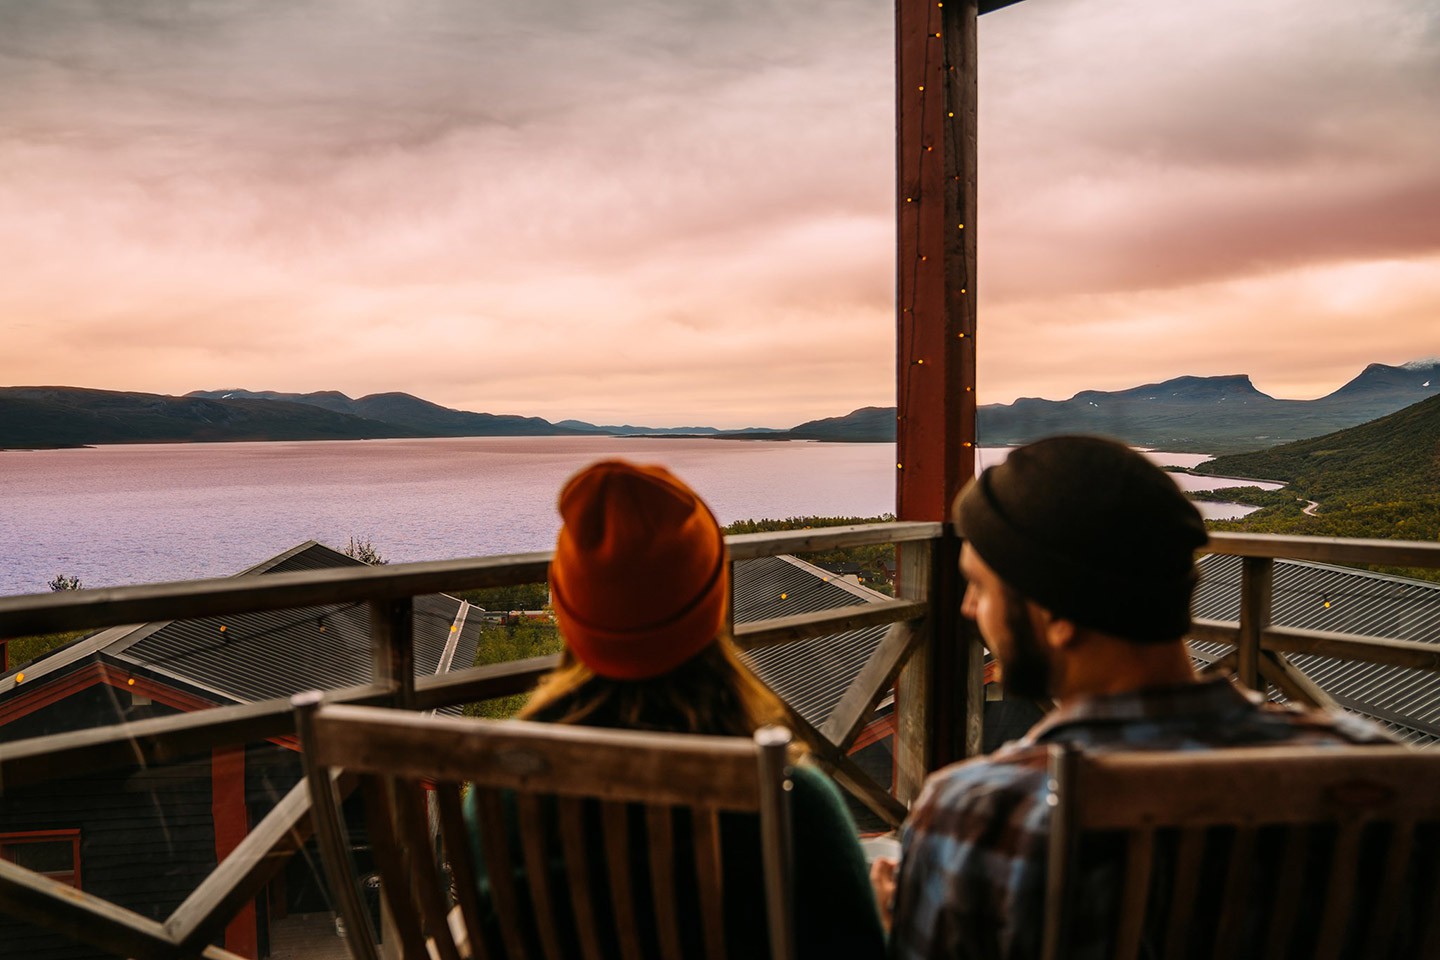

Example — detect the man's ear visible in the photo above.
[1031,605,1078,651]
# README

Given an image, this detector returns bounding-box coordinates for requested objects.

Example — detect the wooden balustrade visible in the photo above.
[1,524,1436,958]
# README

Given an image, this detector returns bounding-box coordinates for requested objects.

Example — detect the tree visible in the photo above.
[343,536,389,565]
[47,573,82,591]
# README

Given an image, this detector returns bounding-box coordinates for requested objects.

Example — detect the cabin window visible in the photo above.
[0,830,82,889]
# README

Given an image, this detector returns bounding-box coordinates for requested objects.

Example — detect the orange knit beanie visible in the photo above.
[549,460,729,680]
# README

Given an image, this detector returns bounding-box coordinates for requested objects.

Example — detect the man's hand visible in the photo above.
[870,855,898,933]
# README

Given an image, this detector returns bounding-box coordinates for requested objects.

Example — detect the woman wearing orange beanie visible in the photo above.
[474,459,885,959]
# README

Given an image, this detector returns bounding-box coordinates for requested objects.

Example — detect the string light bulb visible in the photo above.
[127,678,136,686]
[218,625,227,633]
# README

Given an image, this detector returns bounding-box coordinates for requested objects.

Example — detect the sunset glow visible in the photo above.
[1,0,1435,428]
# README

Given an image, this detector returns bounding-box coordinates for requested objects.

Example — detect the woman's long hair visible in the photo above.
[519,632,789,740]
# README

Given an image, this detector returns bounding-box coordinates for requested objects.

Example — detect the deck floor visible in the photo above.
[267,912,352,960]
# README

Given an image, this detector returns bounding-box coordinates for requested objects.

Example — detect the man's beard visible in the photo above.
[998,586,1052,699]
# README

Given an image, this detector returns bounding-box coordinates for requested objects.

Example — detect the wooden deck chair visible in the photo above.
[292,692,796,960]
[1042,744,1440,960]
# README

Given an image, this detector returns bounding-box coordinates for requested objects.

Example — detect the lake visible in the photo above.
[0,439,1272,597]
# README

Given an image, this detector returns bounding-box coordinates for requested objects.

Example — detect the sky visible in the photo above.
[1,0,1436,429]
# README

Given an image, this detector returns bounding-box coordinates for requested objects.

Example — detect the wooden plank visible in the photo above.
[1315,821,1362,960]
[0,693,308,788]
[1262,626,1440,673]
[362,777,428,960]
[692,807,727,960]
[1211,826,1255,960]
[293,693,382,960]
[1041,745,1079,960]
[0,522,942,639]
[0,859,178,960]
[1258,650,1340,711]
[169,775,321,951]
[306,706,763,810]
[395,780,462,960]
[732,600,927,651]
[1160,828,1204,960]
[784,703,907,827]
[436,784,492,960]
[1196,651,1237,679]
[556,797,603,960]
[1191,618,1440,673]
[0,551,553,637]
[370,597,416,708]
[645,805,683,960]
[895,0,978,522]
[1236,557,1272,692]
[473,788,529,960]
[895,539,933,805]
[0,658,562,790]
[601,803,643,960]
[1188,618,1241,646]
[818,619,923,748]
[1207,532,1440,568]
[724,522,942,560]
[412,655,558,711]
[960,614,986,759]
[1114,829,1153,960]
[1365,820,1414,960]
[1262,827,1307,959]
[1072,747,1439,828]
[516,794,564,960]
[754,727,797,960]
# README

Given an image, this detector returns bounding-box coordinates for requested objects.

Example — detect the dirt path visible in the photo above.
[1300,498,1320,516]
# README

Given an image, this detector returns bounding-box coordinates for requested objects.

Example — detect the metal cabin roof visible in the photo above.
[2,542,480,708]
[1191,554,1440,745]
[734,555,894,729]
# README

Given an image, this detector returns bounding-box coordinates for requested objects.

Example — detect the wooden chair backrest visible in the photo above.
[1042,744,1440,960]
[293,693,796,960]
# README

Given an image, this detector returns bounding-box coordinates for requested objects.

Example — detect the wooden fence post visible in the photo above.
[1237,557,1273,693]
[895,0,982,799]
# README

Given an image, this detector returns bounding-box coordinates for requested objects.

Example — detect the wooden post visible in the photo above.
[369,599,416,710]
[894,0,981,793]
[1237,558,1273,692]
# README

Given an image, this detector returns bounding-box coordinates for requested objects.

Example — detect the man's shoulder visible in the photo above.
[1244,696,1397,746]
[909,744,1051,834]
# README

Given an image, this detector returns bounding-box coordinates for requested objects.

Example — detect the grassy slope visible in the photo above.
[0,387,421,448]
[1199,393,1440,579]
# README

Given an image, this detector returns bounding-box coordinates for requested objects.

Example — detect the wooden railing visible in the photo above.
[1195,533,1440,710]
[1,525,1437,959]
[0,522,940,960]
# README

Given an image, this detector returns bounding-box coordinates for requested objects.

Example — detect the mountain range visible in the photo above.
[1196,387,1440,553]
[1,359,1435,451]
[774,359,1439,452]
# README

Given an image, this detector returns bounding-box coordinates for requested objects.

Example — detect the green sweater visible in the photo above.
[462,763,885,959]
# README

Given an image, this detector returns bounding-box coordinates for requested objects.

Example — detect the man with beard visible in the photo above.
[874,435,1390,960]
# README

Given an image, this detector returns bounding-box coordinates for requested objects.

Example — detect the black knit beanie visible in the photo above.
[953,435,1208,643]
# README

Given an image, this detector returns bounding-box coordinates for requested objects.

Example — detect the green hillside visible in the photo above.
[1198,393,1440,574]
[0,387,422,448]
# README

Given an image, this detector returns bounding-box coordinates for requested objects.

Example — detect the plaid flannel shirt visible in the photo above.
[887,678,1394,960]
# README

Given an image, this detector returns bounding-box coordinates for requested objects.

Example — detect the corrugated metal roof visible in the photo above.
[3,542,479,708]
[1191,555,1440,746]
[7,545,885,734]
[734,555,893,730]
